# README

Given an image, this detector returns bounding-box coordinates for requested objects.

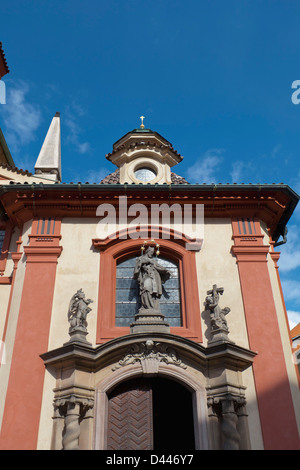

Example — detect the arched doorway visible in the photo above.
[152,378,195,450]
[107,377,195,450]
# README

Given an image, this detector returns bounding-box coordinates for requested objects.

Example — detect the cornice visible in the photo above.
[40,331,256,373]
[0,183,298,242]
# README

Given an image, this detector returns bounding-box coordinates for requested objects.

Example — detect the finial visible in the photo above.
[140,115,145,129]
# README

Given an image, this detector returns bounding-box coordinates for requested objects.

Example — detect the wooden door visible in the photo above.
[107,379,153,450]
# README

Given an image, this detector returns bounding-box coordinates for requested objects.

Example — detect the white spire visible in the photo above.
[34,112,61,182]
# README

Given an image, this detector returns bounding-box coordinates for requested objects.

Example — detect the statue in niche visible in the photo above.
[205,284,230,333]
[67,288,93,332]
[134,244,170,313]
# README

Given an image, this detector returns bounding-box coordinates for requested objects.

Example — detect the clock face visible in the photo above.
[134,167,157,182]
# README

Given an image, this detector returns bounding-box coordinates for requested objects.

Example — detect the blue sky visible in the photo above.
[0,0,300,328]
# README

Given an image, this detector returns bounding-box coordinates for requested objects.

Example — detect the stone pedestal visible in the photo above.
[64,326,92,345]
[208,327,234,345]
[130,308,170,334]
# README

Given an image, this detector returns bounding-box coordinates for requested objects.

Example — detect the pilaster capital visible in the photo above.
[231,244,269,262]
[53,394,94,416]
[24,245,63,262]
[207,393,246,411]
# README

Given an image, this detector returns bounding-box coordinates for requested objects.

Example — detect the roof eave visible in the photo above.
[0,182,298,242]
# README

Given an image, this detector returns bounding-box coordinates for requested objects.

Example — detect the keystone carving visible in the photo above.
[112,340,187,371]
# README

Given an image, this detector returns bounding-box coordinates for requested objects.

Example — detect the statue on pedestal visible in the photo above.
[134,244,170,314]
[66,288,93,344]
[206,284,232,343]
[130,241,171,334]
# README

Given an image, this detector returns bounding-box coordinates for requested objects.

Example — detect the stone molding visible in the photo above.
[41,332,256,450]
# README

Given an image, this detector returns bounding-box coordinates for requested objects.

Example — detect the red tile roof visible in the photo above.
[0,42,9,79]
[291,323,300,340]
[0,162,32,176]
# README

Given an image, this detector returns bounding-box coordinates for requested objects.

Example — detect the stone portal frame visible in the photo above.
[92,227,203,343]
[93,362,209,450]
[41,332,256,450]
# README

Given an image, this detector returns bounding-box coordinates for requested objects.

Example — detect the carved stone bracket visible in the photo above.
[112,340,187,373]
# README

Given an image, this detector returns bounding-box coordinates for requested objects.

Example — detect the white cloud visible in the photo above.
[281,279,300,305]
[289,170,300,196]
[287,310,300,330]
[0,80,41,152]
[64,104,90,155]
[229,159,256,184]
[72,167,110,184]
[278,225,300,272]
[271,144,282,159]
[230,161,244,183]
[291,204,300,222]
[185,149,224,183]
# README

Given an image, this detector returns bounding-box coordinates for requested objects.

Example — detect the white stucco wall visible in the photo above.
[37,215,265,449]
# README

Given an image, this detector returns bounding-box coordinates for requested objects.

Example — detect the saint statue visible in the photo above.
[205,284,230,334]
[134,245,170,313]
[67,288,93,332]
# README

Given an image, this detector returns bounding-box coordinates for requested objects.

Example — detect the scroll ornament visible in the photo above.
[112,340,187,371]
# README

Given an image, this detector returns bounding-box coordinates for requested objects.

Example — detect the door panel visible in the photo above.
[107,380,153,450]
[106,377,195,450]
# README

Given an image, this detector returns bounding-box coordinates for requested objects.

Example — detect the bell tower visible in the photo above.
[105,117,183,185]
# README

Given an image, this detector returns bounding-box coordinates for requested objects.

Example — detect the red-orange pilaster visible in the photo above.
[0,218,62,450]
[231,218,300,450]
[0,236,23,365]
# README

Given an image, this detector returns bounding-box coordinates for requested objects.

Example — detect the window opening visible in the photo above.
[0,230,5,252]
[134,167,157,182]
[115,256,182,327]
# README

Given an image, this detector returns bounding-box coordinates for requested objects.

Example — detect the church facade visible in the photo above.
[0,113,299,450]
